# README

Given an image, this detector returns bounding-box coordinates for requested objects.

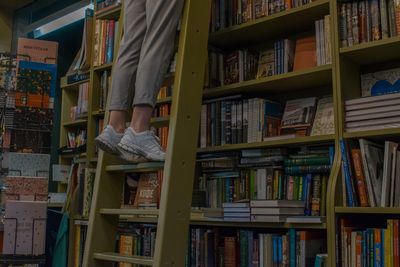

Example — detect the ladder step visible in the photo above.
[100,208,159,216]
[93,252,153,266]
[105,162,164,172]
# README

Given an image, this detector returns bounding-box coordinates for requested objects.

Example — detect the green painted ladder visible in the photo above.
[82,0,211,266]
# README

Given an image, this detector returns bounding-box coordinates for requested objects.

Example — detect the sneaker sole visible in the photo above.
[94,137,119,155]
[118,142,165,162]
[117,146,148,164]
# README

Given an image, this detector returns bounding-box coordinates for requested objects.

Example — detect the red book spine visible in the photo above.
[224,237,237,267]
[351,149,370,207]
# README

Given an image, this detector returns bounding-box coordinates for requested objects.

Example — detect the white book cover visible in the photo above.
[324,15,332,64]
[281,97,317,128]
[360,139,384,207]
[381,141,398,207]
[311,96,334,136]
[319,19,326,65]
[390,146,398,207]
[360,67,400,97]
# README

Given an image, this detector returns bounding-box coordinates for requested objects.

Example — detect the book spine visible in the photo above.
[320,175,327,216]
[352,2,360,45]
[304,174,312,216]
[243,99,248,143]
[365,0,372,42]
[381,0,389,38]
[394,220,400,267]
[371,0,381,40]
[359,1,367,43]
[351,149,370,207]
[340,139,356,207]
[375,229,382,267]
[340,3,348,47]
[388,0,397,37]
[396,0,400,35]
[311,174,321,216]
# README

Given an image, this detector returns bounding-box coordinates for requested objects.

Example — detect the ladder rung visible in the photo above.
[100,208,159,216]
[93,252,153,266]
[105,162,164,172]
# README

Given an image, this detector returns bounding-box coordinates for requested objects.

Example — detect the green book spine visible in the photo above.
[298,176,304,201]
[239,230,248,267]
[284,157,330,166]
[293,176,299,201]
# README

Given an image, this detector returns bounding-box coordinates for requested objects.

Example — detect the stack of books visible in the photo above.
[345,93,400,133]
[222,201,251,221]
[250,200,305,222]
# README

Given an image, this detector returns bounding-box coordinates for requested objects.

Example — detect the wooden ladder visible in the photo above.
[82,0,211,266]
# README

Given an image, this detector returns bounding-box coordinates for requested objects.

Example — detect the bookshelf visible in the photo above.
[57,0,400,265]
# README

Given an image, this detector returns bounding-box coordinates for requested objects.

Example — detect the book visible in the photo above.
[381,141,398,207]
[251,207,304,215]
[256,49,275,78]
[5,176,48,201]
[280,97,317,136]
[359,139,384,207]
[310,96,334,136]
[250,200,305,207]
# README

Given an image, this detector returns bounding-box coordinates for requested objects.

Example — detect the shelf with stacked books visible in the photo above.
[209,0,330,47]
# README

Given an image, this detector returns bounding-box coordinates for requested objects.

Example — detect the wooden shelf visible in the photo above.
[47,203,64,208]
[203,65,332,99]
[105,162,164,173]
[344,127,400,139]
[60,75,89,89]
[150,116,170,128]
[92,110,105,117]
[208,0,329,48]
[93,62,113,72]
[63,119,88,127]
[156,97,172,105]
[340,36,400,65]
[198,134,335,153]
[335,207,400,214]
[96,5,122,20]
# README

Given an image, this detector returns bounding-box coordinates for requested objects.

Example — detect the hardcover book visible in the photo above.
[310,96,334,136]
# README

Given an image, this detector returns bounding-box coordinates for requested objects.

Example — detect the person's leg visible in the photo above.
[118,0,184,161]
[95,0,147,155]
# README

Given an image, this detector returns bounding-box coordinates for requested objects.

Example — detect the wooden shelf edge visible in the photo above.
[63,119,88,127]
[335,207,400,214]
[203,64,332,98]
[105,162,165,172]
[198,134,335,153]
[95,5,122,20]
[93,62,113,72]
[339,36,400,55]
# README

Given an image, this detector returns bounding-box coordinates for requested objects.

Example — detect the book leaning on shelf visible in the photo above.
[340,138,400,208]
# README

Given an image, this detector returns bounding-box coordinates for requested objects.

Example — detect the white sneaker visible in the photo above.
[117,127,166,161]
[94,125,123,155]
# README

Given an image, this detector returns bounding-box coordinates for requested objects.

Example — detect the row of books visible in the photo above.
[74,222,88,267]
[72,82,89,120]
[157,84,173,100]
[199,95,334,148]
[208,22,331,88]
[339,0,400,48]
[66,129,87,149]
[153,103,171,118]
[78,168,95,218]
[117,223,156,265]
[210,0,316,32]
[338,219,400,267]
[345,92,400,133]
[340,138,400,208]
[99,70,110,111]
[198,147,332,217]
[93,19,119,67]
[154,126,169,151]
[188,228,326,267]
[95,0,121,15]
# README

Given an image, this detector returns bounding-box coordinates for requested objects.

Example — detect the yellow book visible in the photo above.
[74,225,81,267]
[385,221,392,267]
[119,234,133,267]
